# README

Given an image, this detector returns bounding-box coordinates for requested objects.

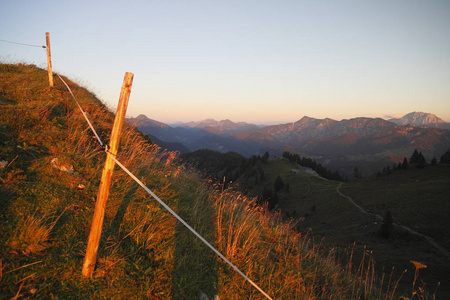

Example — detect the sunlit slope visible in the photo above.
[1,63,425,299]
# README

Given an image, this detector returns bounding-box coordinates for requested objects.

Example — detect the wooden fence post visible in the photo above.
[82,72,134,278]
[45,32,54,87]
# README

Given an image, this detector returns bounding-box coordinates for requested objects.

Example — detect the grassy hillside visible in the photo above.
[0,63,438,299]
[231,155,450,298]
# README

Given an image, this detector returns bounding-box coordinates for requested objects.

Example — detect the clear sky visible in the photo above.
[1,0,450,124]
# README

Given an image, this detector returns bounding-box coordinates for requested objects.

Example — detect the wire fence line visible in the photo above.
[56,74,105,148]
[107,151,273,300]
[0,38,46,48]
[2,36,272,295]
[55,73,273,300]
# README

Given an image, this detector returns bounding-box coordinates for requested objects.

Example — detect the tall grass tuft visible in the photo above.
[214,185,335,299]
[211,183,420,299]
[9,211,61,256]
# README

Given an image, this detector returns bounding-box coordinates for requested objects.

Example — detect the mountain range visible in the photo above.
[128,112,450,178]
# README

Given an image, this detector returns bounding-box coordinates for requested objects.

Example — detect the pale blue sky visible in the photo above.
[1,0,450,123]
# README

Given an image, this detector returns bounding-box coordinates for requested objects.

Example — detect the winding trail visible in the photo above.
[336,182,450,258]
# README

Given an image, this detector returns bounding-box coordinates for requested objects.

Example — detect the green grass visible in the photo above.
[234,155,449,298]
[341,165,450,248]
[1,63,438,299]
[339,167,450,297]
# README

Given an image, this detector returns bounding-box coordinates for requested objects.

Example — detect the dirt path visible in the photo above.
[336,182,450,258]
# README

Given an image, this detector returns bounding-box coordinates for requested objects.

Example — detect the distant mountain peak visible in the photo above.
[128,114,170,128]
[389,112,445,128]
[176,118,260,136]
[297,116,318,122]
[135,114,150,120]
[192,119,240,126]
[200,118,218,125]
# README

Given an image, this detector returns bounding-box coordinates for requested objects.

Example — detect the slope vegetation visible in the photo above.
[0,63,434,299]
[182,148,450,298]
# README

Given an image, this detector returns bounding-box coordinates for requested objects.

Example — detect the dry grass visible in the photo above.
[211,183,426,299]
[9,213,55,256]
[214,185,337,299]
[9,207,70,256]
[2,63,438,299]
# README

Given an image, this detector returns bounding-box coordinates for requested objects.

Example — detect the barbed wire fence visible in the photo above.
[0,38,46,48]
[2,34,274,300]
[56,71,273,300]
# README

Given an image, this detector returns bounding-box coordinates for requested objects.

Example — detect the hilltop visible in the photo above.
[0,63,419,299]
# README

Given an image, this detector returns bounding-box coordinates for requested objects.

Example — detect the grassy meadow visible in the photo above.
[234,155,450,298]
[0,63,445,299]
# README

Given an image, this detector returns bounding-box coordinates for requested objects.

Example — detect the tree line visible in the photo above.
[180,149,270,187]
[377,149,450,177]
[282,151,343,181]
[180,150,297,210]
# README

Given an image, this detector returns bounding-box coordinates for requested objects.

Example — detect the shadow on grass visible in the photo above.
[172,188,218,299]
[97,171,218,298]
[107,183,139,239]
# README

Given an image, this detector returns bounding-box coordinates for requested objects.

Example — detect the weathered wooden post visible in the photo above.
[82,72,134,278]
[45,32,54,87]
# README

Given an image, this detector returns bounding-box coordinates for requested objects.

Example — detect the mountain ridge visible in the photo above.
[175,118,261,136]
[128,113,450,178]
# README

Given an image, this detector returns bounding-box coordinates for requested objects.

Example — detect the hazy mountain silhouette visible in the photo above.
[128,112,450,177]
[177,119,261,135]
[128,115,260,156]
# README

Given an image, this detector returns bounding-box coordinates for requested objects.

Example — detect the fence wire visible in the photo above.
[57,73,273,300]
[0,38,46,48]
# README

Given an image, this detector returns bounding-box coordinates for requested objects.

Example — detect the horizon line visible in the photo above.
[127,111,449,126]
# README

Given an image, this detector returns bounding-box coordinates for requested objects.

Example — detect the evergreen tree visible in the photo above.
[409,149,426,168]
[259,167,265,181]
[431,156,437,166]
[386,165,391,174]
[440,150,450,163]
[258,188,278,210]
[401,157,409,170]
[380,211,394,239]
[262,151,270,163]
[417,152,426,168]
[274,175,285,192]
[269,192,279,210]
[410,149,420,165]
